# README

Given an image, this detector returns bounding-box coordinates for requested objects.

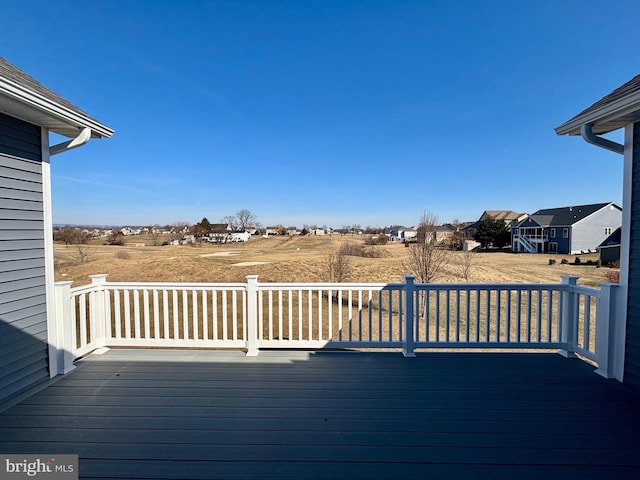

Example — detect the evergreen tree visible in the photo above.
[474,217,510,249]
[193,217,213,238]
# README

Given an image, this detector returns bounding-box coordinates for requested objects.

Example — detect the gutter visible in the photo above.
[555,89,640,136]
[0,77,114,138]
[580,124,624,155]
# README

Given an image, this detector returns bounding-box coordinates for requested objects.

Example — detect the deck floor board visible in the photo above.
[1,349,639,479]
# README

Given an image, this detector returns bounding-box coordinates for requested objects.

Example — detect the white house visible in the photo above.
[388,227,417,243]
[230,231,250,242]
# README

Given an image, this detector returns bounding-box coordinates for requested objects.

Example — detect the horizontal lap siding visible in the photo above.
[0,113,41,162]
[625,122,640,393]
[0,114,48,406]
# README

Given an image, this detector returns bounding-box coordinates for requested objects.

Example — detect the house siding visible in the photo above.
[556,228,570,254]
[0,114,48,406]
[625,121,640,393]
[0,113,42,162]
[570,205,622,254]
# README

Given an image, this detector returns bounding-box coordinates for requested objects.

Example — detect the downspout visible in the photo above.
[49,127,92,156]
[580,123,624,155]
[579,122,626,382]
[45,126,92,377]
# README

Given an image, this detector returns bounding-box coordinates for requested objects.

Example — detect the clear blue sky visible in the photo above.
[3,0,637,228]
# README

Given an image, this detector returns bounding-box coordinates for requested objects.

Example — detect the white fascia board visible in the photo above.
[555,91,640,136]
[0,77,113,138]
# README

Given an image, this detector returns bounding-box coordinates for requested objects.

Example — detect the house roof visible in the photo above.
[522,202,620,227]
[555,74,640,135]
[480,210,523,222]
[599,227,622,248]
[525,214,554,227]
[0,56,113,139]
[210,224,231,233]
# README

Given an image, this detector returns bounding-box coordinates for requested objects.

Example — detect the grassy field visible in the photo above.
[54,234,615,288]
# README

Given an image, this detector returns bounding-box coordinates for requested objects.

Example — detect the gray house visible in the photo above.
[511,202,622,254]
[0,57,112,405]
[556,73,640,394]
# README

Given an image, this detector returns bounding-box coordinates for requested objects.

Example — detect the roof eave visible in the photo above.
[555,90,640,136]
[0,77,113,138]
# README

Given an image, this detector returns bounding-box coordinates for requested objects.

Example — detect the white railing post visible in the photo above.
[246,275,260,356]
[595,282,620,379]
[89,274,109,348]
[402,275,416,358]
[559,275,578,358]
[54,281,76,374]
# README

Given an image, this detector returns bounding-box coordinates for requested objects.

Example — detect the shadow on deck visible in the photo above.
[1,349,639,479]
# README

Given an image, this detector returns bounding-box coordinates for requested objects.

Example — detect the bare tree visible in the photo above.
[236,209,257,231]
[149,224,162,246]
[221,215,239,230]
[69,229,90,263]
[405,211,449,284]
[458,249,477,282]
[404,212,450,319]
[325,244,353,283]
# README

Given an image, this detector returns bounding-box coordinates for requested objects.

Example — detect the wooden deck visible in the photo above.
[1,349,640,479]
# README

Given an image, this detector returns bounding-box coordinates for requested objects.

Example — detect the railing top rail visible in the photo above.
[258,282,402,290]
[81,282,248,292]
[68,284,98,295]
[65,279,594,296]
[570,284,602,296]
[413,282,571,291]
[107,281,248,289]
[69,280,406,294]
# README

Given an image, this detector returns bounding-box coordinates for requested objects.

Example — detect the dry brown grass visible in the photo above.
[55,235,613,288]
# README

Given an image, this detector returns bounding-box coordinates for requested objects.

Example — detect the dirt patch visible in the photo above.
[200,252,240,257]
[232,261,270,267]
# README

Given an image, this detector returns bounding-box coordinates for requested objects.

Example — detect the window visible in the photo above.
[605,227,612,235]
[550,228,556,238]
[563,228,569,238]
[549,242,558,253]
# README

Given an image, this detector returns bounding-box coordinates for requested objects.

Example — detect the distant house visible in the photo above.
[598,227,622,265]
[311,228,326,236]
[481,210,526,224]
[206,224,233,243]
[387,226,417,243]
[180,234,196,245]
[0,57,113,404]
[435,224,456,244]
[286,227,301,236]
[229,232,250,243]
[464,210,526,240]
[512,202,622,254]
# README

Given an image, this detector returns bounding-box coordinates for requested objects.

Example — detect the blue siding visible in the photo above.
[554,228,571,254]
[0,113,41,162]
[625,121,640,393]
[0,115,48,407]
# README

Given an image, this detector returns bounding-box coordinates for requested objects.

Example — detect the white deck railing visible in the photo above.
[52,274,620,378]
